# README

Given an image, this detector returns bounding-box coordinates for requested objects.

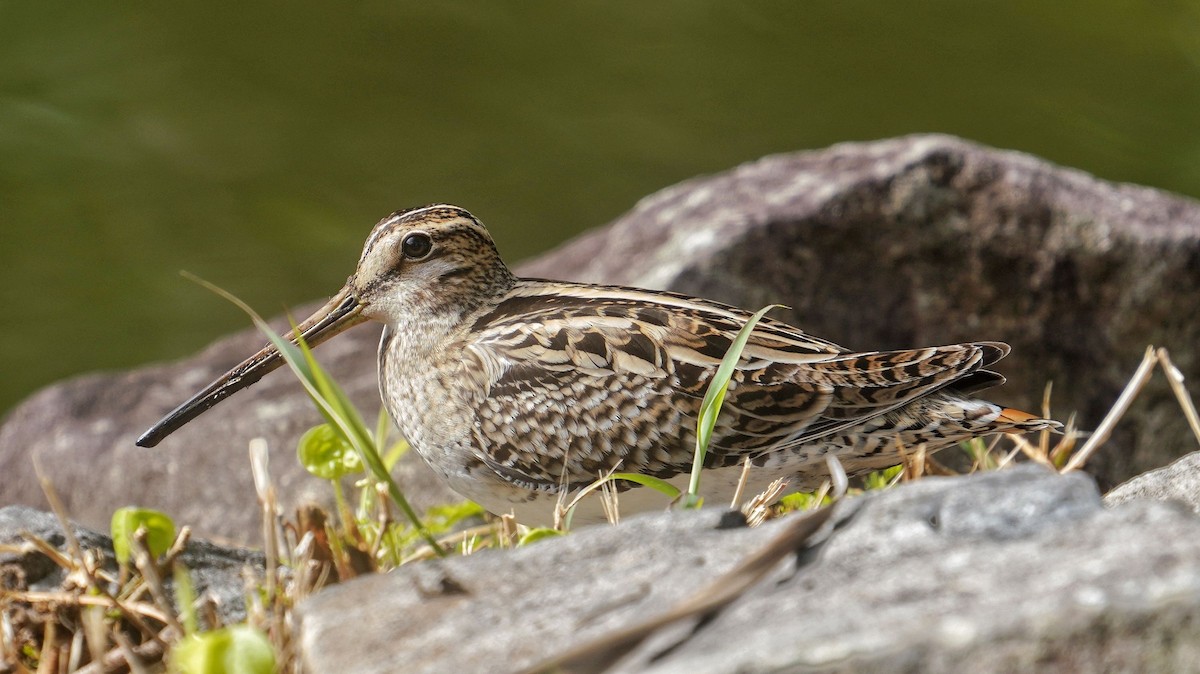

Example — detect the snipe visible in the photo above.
[139,205,1057,524]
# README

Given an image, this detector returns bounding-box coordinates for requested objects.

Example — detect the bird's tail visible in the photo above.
[994,407,1062,433]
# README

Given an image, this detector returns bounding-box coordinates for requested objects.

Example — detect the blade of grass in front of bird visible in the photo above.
[290,322,373,449]
[183,272,445,556]
[609,473,681,498]
[285,324,444,556]
[685,305,782,508]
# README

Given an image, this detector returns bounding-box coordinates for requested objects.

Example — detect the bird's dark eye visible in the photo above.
[401,232,433,259]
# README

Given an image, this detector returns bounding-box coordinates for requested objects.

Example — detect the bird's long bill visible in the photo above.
[136,285,365,448]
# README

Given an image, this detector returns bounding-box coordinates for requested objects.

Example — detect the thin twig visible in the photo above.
[1039,381,1054,460]
[68,625,86,674]
[18,530,164,638]
[78,600,107,667]
[249,438,279,618]
[1157,347,1200,448]
[112,629,151,674]
[37,616,57,674]
[73,627,168,674]
[1063,346,1158,472]
[131,529,184,636]
[31,457,85,568]
[16,533,75,575]
[162,526,193,567]
[995,442,1024,470]
[1010,434,1054,468]
[599,479,620,526]
[401,522,506,564]
[729,456,754,510]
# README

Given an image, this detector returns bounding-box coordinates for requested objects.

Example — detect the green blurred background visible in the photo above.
[3,2,1200,417]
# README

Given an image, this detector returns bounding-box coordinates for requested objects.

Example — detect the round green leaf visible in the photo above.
[110,507,176,564]
[297,423,363,479]
[518,527,565,546]
[172,625,275,674]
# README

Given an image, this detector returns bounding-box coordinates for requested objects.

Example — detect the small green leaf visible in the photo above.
[777,492,809,510]
[110,507,176,565]
[423,501,486,531]
[862,465,903,491]
[171,625,275,674]
[298,423,364,479]
[777,486,835,508]
[518,527,565,546]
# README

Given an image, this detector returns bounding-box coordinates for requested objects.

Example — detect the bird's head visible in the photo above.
[136,204,512,447]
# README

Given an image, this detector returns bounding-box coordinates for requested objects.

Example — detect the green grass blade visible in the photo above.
[184,272,445,556]
[282,334,444,556]
[685,304,783,507]
[609,472,681,499]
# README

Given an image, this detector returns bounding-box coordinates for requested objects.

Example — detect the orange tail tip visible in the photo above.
[997,407,1041,424]
[996,407,1062,432]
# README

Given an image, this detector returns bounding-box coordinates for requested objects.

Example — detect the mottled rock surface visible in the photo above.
[295,466,1200,673]
[1105,449,1200,514]
[2,134,1199,543]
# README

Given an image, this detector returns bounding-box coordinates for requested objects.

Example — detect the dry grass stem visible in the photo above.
[1,610,18,666]
[600,479,620,525]
[31,456,85,569]
[1064,346,1157,472]
[1049,414,1079,467]
[79,604,106,666]
[163,526,192,567]
[73,629,168,674]
[730,456,754,509]
[1010,434,1054,468]
[111,629,149,674]
[559,467,621,530]
[1039,381,1054,459]
[17,533,77,579]
[131,529,183,637]
[498,514,519,549]
[1157,347,1200,448]
[921,450,960,477]
[250,438,281,608]
[37,617,57,674]
[810,481,832,509]
[995,442,1024,470]
[6,591,173,626]
[741,478,789,527]
[401,522,507,564]
[967,436,1004,473]
[898,441,925,481]
[67,627,85,673]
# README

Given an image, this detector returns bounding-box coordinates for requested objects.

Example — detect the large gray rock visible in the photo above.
[294,466,1200,673]
[3,134,1199,543]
